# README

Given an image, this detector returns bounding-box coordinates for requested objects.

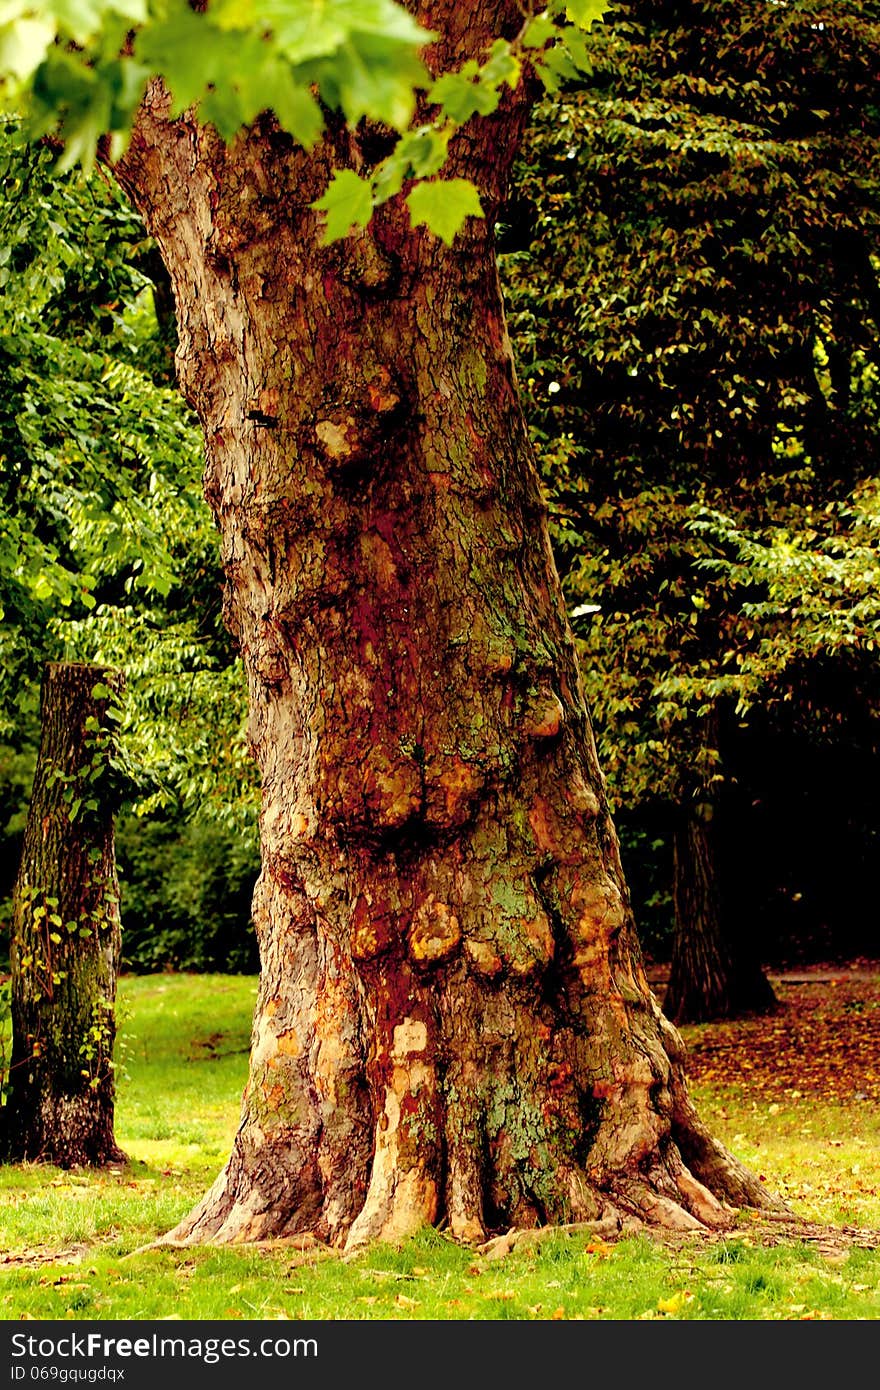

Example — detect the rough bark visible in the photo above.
[1,663,125,1167]
[113,0,785,1246]
[665,801,778,1025]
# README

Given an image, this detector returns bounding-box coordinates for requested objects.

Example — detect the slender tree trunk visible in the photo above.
[665,801,777,1025]
[114,2,784,1246]
[1,663,125,1167]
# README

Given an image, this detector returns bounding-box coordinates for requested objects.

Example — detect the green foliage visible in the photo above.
[685,479,880,708]
[0,118,256,971]
[503,0,880,815]
[0,118,201,654]
[116,813,258,973]
[1,0,609,244]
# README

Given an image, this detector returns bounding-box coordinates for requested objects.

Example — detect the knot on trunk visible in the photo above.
[313,367,405,477]
[407,895,462,964]
[520,687,565,740]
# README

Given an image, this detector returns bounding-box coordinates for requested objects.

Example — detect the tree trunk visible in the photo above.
[114,2,785,1246]
[1,663,125,1167]
[665,801,777,1025]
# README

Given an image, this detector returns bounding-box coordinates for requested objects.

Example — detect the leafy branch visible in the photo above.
[1,0,608,243]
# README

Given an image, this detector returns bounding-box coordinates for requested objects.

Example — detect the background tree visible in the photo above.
[502,0,880,1020]
[0,119,258,978]
[2,661,125,1167]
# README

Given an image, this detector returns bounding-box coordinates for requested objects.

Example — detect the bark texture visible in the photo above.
[114,0,785,1246]
[2,663,125,1167]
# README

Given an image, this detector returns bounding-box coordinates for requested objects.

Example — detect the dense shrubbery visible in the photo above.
[116,813,259,974]
[1,739,257,974]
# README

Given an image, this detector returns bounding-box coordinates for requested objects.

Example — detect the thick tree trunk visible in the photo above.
[665,802,777,1025]
[114,2,785,1246]
[1,663,125,1167]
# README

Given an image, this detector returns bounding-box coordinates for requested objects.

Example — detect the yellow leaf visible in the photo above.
[657,1293,684,1315]
[584,1239,614,1257]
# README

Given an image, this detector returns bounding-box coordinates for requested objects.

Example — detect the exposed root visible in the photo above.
[672,1093,791,1217]
[472,1213,880,1263]
[657,1011,792,1218]
[152,1082,793,1254]
[477,1217,632,1260]
[147,911,794,1258]
[343,1165,439,1253]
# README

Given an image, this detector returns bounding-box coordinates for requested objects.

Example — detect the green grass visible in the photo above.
[1,974,879,1321]
[688,1086,880,1231]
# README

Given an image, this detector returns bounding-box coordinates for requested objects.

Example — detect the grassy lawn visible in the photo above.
[1,971,879,1321]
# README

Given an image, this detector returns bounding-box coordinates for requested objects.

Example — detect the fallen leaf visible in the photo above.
[584,1240,614,1258]
[657,1293,684,1315]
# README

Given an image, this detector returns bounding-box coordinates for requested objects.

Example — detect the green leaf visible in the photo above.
[43,0,103,43]
[522,14,556,49]
[406,178,484,246]
[429,68,500,123]
[261,0,432,64]
[244,60,324,148]
[106,0,146,23]
[91,681,112,698]
[28,48,113,172]
[482,38,520,90]
[136,7,244,115]
[311,168,373,244]
[372,126,451,205]
[209,0,256,29]
[198,84,246,142]
[372,148,407,202]
[395,124,450,178]
[533,41,580,93]
[565,0,607,26]
[329,35,428,129]
[0,15,56,80]
[559,24,593,74]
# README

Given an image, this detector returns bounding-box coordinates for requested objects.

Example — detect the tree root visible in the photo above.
[134,1209,880,1268]
[476,1217,635,1261]
[473,1213,880,1263]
